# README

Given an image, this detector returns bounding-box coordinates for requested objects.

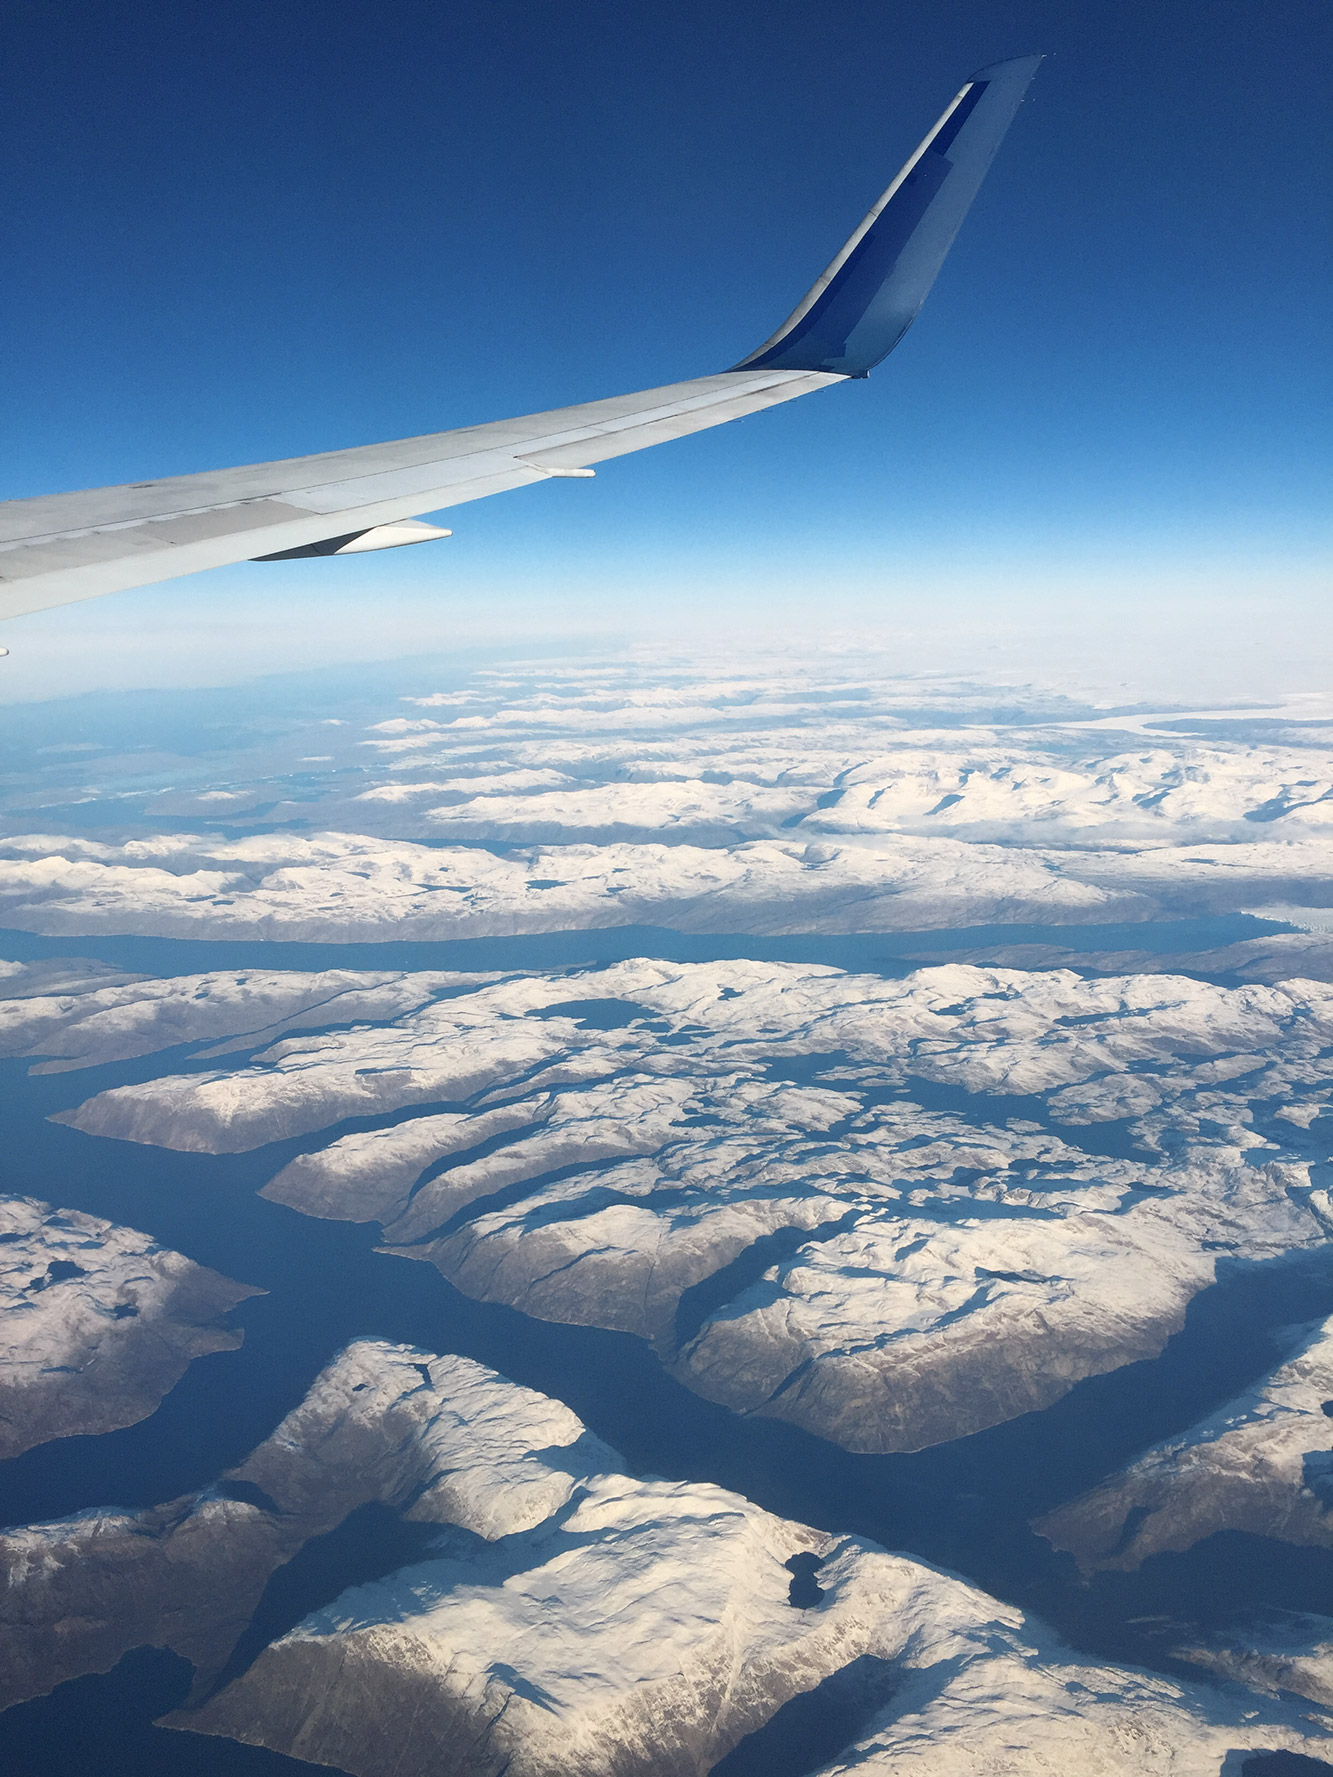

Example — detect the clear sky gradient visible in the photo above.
[2,0,1329,699]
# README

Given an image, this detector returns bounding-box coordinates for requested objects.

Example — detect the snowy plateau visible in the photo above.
[5,652,1333,1776]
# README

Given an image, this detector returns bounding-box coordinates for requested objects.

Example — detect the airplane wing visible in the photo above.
[0,55,1040,627]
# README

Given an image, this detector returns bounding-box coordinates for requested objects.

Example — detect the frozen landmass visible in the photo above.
[0,1339,613,1710]
[1250,905,1333,936]
[5,1337,1318,1773]
[419,776,814,844]
[46,956,1333,1453]
[0,1195,258,1459]
[1179,1612,1333,1712]
[811,1654,1329,1776]
[175,1499,1330,1777]
[899,928,1333,987]
[0,826,1128,940]
[394,738,1333,853]
[312,663,1333,851]
[1035,1314,1333,1572]
[0,956,146,1001]
[6,825,1333,943]
[0,958,478,1074]
[5,655,1333,947]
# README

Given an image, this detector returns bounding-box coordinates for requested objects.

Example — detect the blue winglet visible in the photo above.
[735,55,1042,378]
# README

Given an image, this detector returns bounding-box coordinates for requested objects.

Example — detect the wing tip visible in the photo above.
[969,53,1046,83]
[734,55,1044,379]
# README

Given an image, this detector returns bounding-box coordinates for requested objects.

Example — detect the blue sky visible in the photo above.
[2,0,1329,697]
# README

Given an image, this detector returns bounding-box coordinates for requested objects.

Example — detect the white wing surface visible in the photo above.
[0,57,1039,627]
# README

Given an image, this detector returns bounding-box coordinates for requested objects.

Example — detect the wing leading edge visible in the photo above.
[0,56,1040,626]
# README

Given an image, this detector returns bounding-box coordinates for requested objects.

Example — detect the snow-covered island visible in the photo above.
[0,1194,258,1459]
[2,1339,1325,1774]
